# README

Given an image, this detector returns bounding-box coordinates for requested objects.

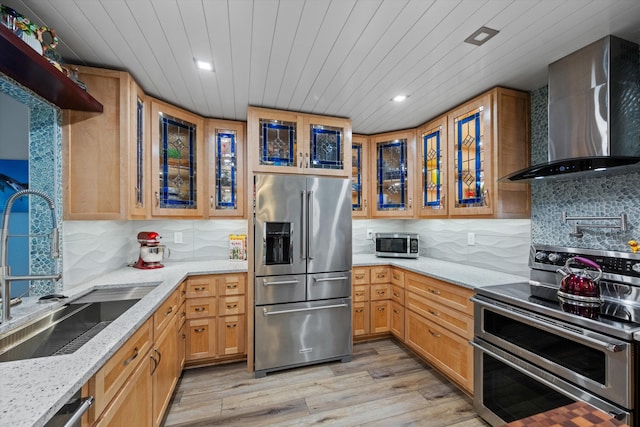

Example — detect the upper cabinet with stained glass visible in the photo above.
[351,135,369,218]
[206,119,245,218]
[247,107,352,177]
[150,99,204,218]
[417,115,447,218]
[370,130,416,218]
[447,88,530,218]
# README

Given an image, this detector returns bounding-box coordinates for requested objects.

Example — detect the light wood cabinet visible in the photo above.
[89,318,153,421]
[390,301,405,340]
[404,271,474,393]
[150,98,205,218]
[93,352,153,427]
[447,87,530,218]
[352,266,393,340]
[63,66,146,220]
[184,273,247,365]
[370,129,417,218]
[89,285,182,427]
[247,106,352,177]
[152,313,179,427]
[351,134,370,217]
[205,118,246,218]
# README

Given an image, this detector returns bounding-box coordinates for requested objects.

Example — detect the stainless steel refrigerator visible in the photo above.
[253,173,352,377]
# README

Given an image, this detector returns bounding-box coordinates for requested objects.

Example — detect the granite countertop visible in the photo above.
[0,256,526,427]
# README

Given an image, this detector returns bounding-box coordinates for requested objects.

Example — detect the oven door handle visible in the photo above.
[472,296,627,354]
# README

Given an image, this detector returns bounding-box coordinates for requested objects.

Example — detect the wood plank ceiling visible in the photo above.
[4,0,640,134]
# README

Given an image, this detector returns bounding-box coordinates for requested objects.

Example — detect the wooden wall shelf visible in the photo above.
[0,25,103,112]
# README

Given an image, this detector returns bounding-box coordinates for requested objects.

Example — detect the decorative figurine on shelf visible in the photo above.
[36,26,61,70]
[628,240,639,253]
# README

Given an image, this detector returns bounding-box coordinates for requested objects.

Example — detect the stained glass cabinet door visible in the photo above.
[351,135,369,218]
[128,80,148,219]
[303,115,352,177]
[370,130,416,218]
[417,115,447,218]
[151,99,204,217]
[206,119,245,218]
[448,93,493,216]
[248,107,303,174]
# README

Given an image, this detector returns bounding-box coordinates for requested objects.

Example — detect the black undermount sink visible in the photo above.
[0,285,156,363]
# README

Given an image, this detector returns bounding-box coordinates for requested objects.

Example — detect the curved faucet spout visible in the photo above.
[1,189,61,323]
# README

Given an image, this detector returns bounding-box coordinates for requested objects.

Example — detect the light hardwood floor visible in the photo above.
[164,339,489,426]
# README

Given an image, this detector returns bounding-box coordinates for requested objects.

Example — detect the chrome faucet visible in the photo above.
[1,189,62,323]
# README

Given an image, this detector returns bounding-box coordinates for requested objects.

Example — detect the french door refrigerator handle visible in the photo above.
[262,302,347,316]
[301,191,306,260]
[308,190,313,260]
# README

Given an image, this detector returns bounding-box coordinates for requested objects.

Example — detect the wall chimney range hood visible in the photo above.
[502,35,640,182]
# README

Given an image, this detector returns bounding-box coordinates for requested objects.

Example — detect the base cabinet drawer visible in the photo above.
[185,318,217,360]
[405,310,473,393]
[406,291,473,339]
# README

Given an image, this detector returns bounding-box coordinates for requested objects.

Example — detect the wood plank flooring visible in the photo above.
[164,339,489,427]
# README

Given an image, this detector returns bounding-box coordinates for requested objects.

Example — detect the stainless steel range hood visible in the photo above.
[502,35,640,182]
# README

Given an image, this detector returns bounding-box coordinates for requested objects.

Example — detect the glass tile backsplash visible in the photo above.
[529,86,640,251]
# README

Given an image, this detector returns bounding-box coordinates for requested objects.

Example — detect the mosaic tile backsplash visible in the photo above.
[529,86,640,251]
[0,75,61,296]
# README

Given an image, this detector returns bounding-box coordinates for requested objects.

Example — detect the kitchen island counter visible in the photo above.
[0,255,524,427]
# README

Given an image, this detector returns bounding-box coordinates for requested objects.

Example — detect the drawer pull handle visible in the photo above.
[429,289,441,295]
[377,307,385,312]
[181,333,186,339]
[226,324,237,328]
[393,292,399,298]
[377,290,385,295]
[194,287,206,291]
[377,274,386,278]
[227,304,237,309]
[355,309,363,313]
[428,329,441,338]
[194,307,206,312]
[428,309,440,317]
[122,347,139,366]
[194,327,206,333]
[393,275,400,280]
[355,292,364,296]
[165,307,173,316]
[355,274,364,279]
[181,289,186,295]
[227,284,237,289]
[393,309,400,314]
[181,311,186,317]
[150,353,158,375]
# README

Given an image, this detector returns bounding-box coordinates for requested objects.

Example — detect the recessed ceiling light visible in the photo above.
[195,59,214,71]
[464,26,499,46]
[392,95,408,102]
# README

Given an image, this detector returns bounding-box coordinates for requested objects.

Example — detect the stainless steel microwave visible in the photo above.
[375,233,419,258]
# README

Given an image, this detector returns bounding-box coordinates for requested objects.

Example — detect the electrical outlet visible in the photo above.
[174,231,183,244]
[367,229,374,240]
[467,232,475,246]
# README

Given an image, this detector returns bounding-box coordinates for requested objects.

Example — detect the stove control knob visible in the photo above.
[535,252,547,261]
[548,253,562,263]
[632,263,640,273]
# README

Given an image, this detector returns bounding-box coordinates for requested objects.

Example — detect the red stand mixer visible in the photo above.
[133,231,170,269]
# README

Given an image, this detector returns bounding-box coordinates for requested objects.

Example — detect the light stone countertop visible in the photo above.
[0,256,526,427]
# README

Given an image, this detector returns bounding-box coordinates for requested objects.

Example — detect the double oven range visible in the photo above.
[473,245,640,426]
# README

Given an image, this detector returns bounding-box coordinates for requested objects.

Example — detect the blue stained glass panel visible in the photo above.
[377,140,407,210]
[135,97,144,208]
[456,112,483,206]
[310,125,343,170]
[352,144,362,210]
[216,131,237,209]
[260,120,296,166]
[422,129,443,208]
[159,114,197,209]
